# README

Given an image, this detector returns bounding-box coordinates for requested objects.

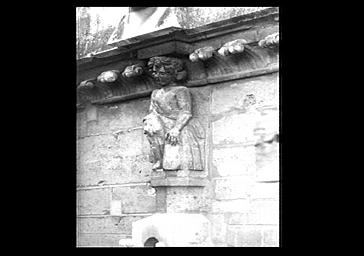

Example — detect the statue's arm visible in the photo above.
[165,87,193,145]
[173,87,193,131]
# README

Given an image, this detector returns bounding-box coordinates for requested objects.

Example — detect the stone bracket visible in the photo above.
[150,176,208,187]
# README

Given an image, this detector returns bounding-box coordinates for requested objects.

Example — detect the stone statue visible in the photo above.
[143,56,204,171]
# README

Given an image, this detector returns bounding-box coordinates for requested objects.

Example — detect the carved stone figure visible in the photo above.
[122,63,145,78]
[143,56,204,171]
[217,39,247,56]
[258,32,279,48]
[189,46,215,62]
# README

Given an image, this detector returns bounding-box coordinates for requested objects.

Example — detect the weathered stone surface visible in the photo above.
[77,154,153,187]
[228,213,248,225]
[77,130,150,186]
[211,73,278,115]
[78,130,143,160]
[255,107,279,144]
[206,213,228,245]
[211,199,249,213]
[212,146,256,177]
[166,186,211,213]
[212,112,260,145]
[255,141,279,181]
[189,86,211,117]
[250,182,279,199]
[77,110,88,139]
[77,188,111,215]
[262,225,279,247]
[227,225,263,247]
[77,233,126,247]
[112,185,156,214]
[214,177,253,200]
[77,215,147,234]
[247,199,279,225]
[85,98,150,136]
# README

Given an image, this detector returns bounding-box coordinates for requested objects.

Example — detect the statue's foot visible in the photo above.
[152,161,162,170]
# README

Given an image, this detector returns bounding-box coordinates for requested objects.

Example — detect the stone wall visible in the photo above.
[76,72,279,247]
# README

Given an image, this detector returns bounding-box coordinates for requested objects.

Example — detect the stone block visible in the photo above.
[254,107,279,142]
[214,177,253,200]
[227,225,263,247]
[76,130,153,186]
[110,200,122,216]
[86,98,150,135]
[77,110,87,139]
[256,140,279,182]
[206,214,228,245]
[165,186,211,213]
[247,199,279,225]
[211,73,278,115]
[86,105,98,121]
[77,216,121,234]
[250,182,279,199]
[212,146,256,177]
[189,86,211,117]
[77,130,143,163]
[77,233,125,247]
[212,113,260,145]
[262,225,279,247]
[77,154,153,187]
[112,185,156,214]
[211,199,249,213]
[77,188,111,215]
[228,213,248,225]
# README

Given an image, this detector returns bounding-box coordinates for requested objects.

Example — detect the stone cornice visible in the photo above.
[77,7,279,108]
[77,7,278,66]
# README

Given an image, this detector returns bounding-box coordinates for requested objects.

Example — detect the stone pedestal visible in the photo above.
[124,170,212,247]
[151,170,208,213]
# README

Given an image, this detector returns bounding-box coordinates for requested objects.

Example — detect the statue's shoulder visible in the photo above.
[151,89,161,97]
[171,86,189,93]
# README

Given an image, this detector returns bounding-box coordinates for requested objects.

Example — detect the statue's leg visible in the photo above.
[146,135,163,170]
[143,113,165,170]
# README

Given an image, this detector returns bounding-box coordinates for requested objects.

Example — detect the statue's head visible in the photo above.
[148,56,187,86]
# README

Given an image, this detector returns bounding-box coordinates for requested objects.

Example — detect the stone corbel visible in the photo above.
[77,80,96,103]
[97,70,120,83]
[77,70,120,104]
[217,39,247,56]
[258,32,279,48]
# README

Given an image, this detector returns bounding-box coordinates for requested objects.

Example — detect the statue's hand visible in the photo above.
[165,127,180,146]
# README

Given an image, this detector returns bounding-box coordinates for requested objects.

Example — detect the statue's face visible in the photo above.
[148,57,184,86]
[151,63,176,86]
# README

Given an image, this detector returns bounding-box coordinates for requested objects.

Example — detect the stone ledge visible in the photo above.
[150,176,208,187]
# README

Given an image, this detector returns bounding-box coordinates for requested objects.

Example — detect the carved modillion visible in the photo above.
[258,32,279,48]
[122,63,145,78]
[217,39,247,56]
[189,46,215,62]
